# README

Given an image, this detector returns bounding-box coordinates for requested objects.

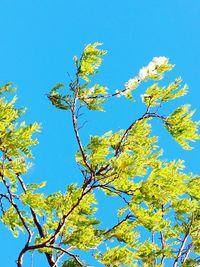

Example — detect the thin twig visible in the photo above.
[103,213,134,237]
[47,245,85,267]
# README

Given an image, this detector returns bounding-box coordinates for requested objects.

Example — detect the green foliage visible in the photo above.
[0,44,200,267]
[0,85,40,158]
[107,220,139,248]
[79,42,107,82]
[48,43,107,111]
[79,84,108,111]
[48,83,72,110]
[0,82,16,94]
[95,246,135,267]
[62,258,85,267]
[142,78,187,106]
[1,206,25,237]
[180,258,200,267]
[20,191,47,216]
[165,105,200,149]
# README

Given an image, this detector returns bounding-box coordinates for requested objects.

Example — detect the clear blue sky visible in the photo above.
[0,1,200,266]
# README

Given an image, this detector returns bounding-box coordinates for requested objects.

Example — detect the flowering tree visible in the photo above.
[0,43,200,267]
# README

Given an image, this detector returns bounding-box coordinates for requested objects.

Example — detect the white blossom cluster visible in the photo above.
[115,77,140,97]
[125,77,140,90]
[139,56,167,80]
[115,56,167,98]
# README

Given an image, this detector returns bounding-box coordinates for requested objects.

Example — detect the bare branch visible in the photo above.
[182,243,193,264]
[160,204,166,264]
[52,252,64,267]
[47,245,85,267]
[103,213,134,237]
[172,213,194,267]
[115,112,166,157]
[71,88,93,173]
[95,183,132,205]
[77,120,88,131]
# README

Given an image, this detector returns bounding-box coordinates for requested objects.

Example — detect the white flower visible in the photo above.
[147,61,157,75]
[125,77,139,90]
[153,56,167,66]
[139,67,148,80]
[148,62,156,71]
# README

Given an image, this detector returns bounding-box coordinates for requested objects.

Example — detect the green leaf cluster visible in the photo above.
[142,78,187,106]
[62,259,84,267]
[79,42,107,82]
[165,105,200,149]
[95,246,135,267]
[79,84,108,111]
[0,84,40,158]
[48,83,72,110]
[1,206,25,237]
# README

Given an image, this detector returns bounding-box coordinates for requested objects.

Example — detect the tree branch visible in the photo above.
[172,213,194,267]
[47,186,92,245]
[16,174,57,267]
[71,81,93,173]
[160,204,166,264]
[103,213,134,237]
[47,245,85,267]
[0,152,31,236]
[115,112,166,157]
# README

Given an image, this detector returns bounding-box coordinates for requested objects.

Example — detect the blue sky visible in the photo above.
[0,1,200,266]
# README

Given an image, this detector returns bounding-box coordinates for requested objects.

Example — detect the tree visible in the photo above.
[0,43,200,267]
